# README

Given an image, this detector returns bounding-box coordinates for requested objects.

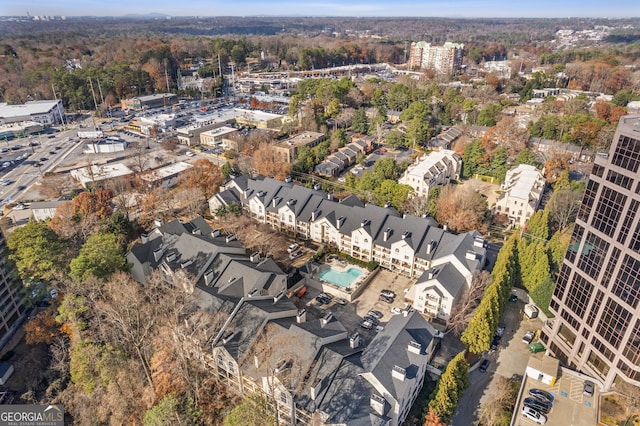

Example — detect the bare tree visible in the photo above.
[547,188,582,233]
[477,376,516,426]
[446,270,491,335]
[39,173,78,198]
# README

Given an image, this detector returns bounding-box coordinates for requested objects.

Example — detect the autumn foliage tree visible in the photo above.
[178,158,225,202]
[435,184,489,233]
[252,142,292,180]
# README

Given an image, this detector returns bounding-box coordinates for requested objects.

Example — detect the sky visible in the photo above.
[2,0,639,18]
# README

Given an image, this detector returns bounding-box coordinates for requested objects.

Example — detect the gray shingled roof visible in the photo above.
[416,262,467,300]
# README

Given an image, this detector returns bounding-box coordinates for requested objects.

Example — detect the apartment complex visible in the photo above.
[543,115,640,390]
[408,41,464,75]
[0,230,24,345]
[398,149,462,198]
[493,164,546,228]
[314,136,374,177]
[128,217,440,425]
[211,176,486,281]
[272,131,325,164]
[0,100,64,126]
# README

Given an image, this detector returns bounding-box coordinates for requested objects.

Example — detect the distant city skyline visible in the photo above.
[3,0,639,18]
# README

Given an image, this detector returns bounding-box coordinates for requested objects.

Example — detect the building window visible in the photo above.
[577,232,609,279]
[622,319,640,365]
[565,273,593,319]
[587,350,610,378]
[612,254,640,309]
[554,263,572,301]
[566,225,585,264]
[280,392,288,404]
[560,309,580,332]
[629,221,640,254]
[591,336,615,362]
[619,200,639,246]
[259,206,263,213]
[606,169,633,190]
[586,290,604,327]
[578,180,599,223]
[558,324,577,347]
[592,163,605,178]
[612,135,640,173]
[288,215,292,223]
[596,299,632,348]
[591,186,627,238]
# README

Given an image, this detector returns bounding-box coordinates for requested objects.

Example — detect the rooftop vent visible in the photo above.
[191,227,201,235]
[222,331,235,344]
[166,252,177,262]
[204,270,214,286]
[465,250,478,261]
[225,234,236,243]
[273,291,285,303]
[250,252,260,263]
[154,218,162,228]
[211,229,221,238]
[153,247,165,262]
[296,309,306,323]
[370,394,386,416]
[321,312,333,327]
[247,288,258,297]
[181,259,193,269]
[349,332,361,349]
[141,233,149,243]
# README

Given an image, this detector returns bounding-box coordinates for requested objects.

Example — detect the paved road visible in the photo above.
[451,352,497,426]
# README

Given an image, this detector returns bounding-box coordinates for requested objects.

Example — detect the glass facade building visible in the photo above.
[543,115,640,389]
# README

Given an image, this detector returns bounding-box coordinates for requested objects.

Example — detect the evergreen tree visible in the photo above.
[351,108,368,134]
[429,352,469,423]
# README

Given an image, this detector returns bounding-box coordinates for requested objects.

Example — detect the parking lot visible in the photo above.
[298,268,415,346]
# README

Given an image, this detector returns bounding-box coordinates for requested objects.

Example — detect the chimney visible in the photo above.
[285,176,293,183]
[403,308,410,317]
[384,200,392,208]
[327,192,334,201]
[166,252,177,262]
[141,233,149,243]
[274,360,289,374]
[247,288,258,297]
[286,199,295,206]
[370,394,386,416]
[349,332,361,349]
[474,236,486,248]
[465,250,478,261]
[383,228,391,242]
[321,312,333,327]
[273,291,285,303]
[428,269,435,280]
[211,229,221,238]
[204,270,214,286]
[153,247,165,262]
[250,252,260,263]
[408,341,422,355]
[272,197,278,207]
[426,240,436,254]
[225,234,236,243]
[392,365,406,381]
[402,231,410,240]
[154,218,162,228]
[191,227,201,235]
[180,259,193,268]
[314,183,321,190]
[360,219,369,228]
[310,378,322,401]
[222,331,235,344]
[443,221,449,232]
[311,210,319,221]
[337,216,345,229]
[243,188,251,199]
[296,309,306,323]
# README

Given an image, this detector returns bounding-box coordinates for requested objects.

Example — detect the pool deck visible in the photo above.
[307,259,372,300]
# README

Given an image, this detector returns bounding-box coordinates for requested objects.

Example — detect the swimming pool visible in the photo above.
[319,267,362,288]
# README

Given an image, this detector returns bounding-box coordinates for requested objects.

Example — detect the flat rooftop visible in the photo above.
[139,161,192,182]
[0,100,60,117]
[273,131,324,149]
[201,126,238,138]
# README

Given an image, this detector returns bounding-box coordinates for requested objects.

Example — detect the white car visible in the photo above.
[391,307,402,315]
[523,331,535,344]
[521,406,547,424]
[287,243,299,253]
[185,151,195,157]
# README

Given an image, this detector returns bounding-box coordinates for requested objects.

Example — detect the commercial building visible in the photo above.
[30,200,64,222]
[272,131,325,164]
[0,100,64,126]
[138,162,192,188]
[543,115,640,390]
[199,126,239,147]
[121,93,177,111]
[493,164,546,228]
[408,42,464,75]
[70,163,134,188]
[398,149,462,198]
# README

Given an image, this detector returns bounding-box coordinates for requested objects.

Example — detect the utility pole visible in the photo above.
[88,78,99,113]
[50,83,67,130]
[96,78,110,118]
[164,59,170,93]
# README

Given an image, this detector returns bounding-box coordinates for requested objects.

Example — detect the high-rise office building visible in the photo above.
[543,115,640,390]
[0,229,24,345]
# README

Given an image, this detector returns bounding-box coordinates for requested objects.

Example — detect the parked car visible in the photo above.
[289,251,303,260]
[391,307,402,314]
[363,316,379,326]
[315,296,331,305]
[367,310,383,319]
[380,289,396,298]
[287,243,299,253]
[583,380,595,397]
[490,336,501,351]
[334,298,347,306]
[529,389,554,404]
[318,292,333,300]
[185,151,195,157]
[359,320,374,330]
[495,323,506,337]
[521,407,547,424]
[479,359,490,373]
[523,397,551,414]
[523,331,535,344]
[379,294,394,304]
